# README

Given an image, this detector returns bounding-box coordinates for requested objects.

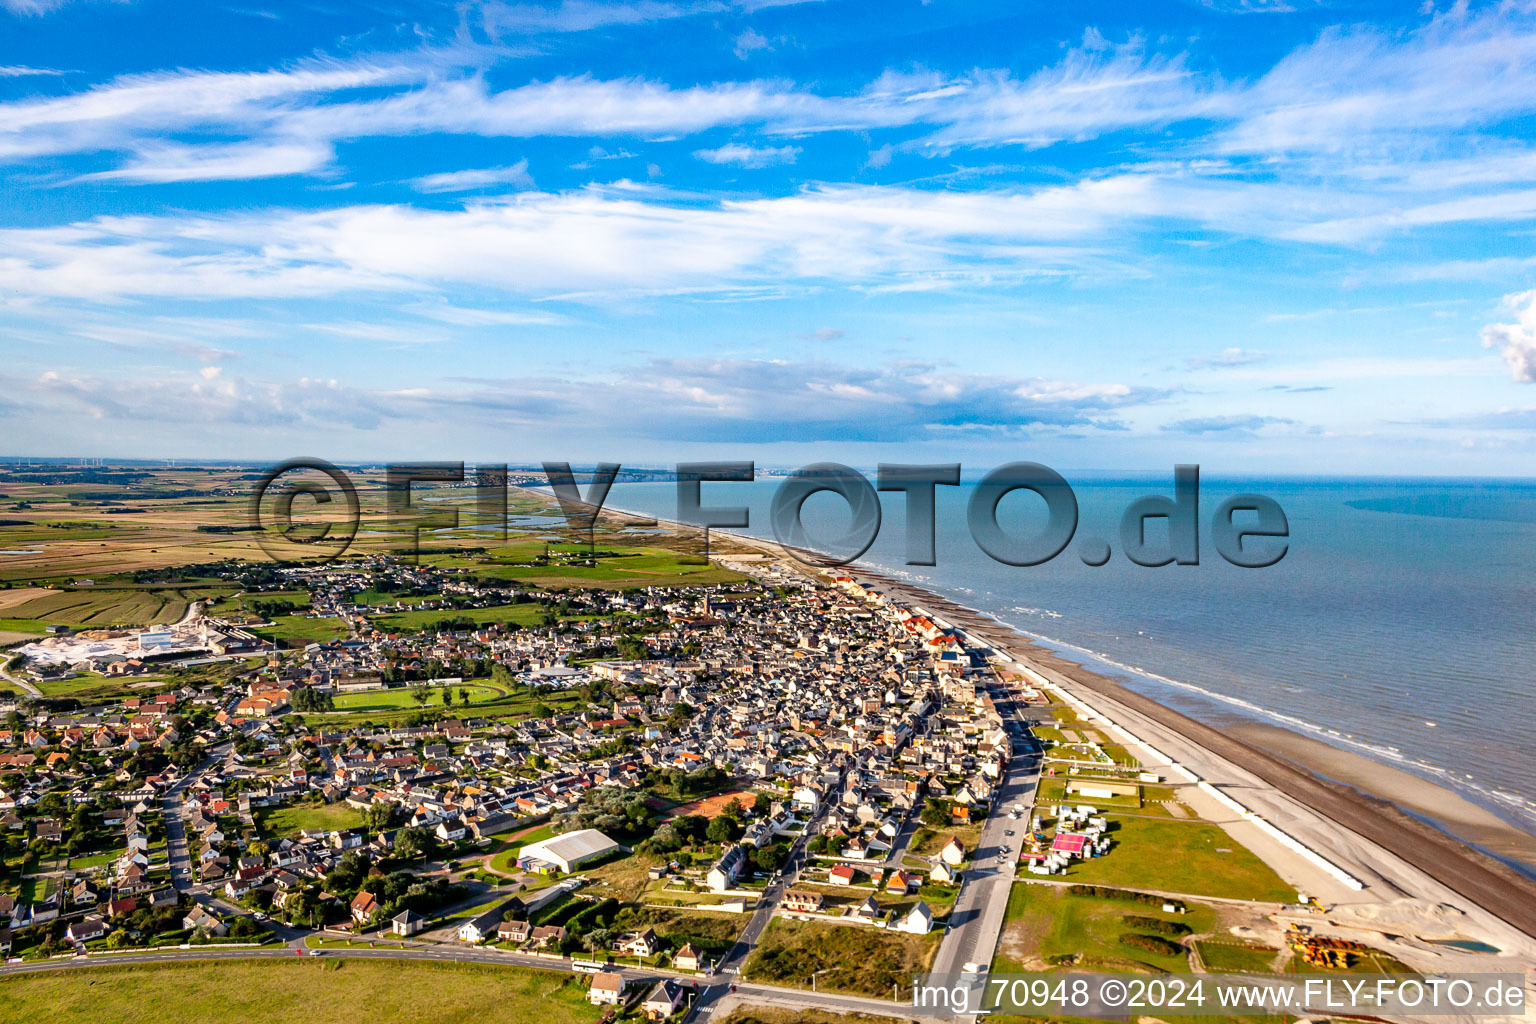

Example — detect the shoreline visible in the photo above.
[834,560,1536,938]
[523,487,1536,940]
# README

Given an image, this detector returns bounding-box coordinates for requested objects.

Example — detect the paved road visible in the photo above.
[929,682,1043,981]
[163,746,229,894]
[714,803,829,975]
[0,656,41,697]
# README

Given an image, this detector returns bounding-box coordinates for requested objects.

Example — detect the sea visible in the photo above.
[596,474,1536,852]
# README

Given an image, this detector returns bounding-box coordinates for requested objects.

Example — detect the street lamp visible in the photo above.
[810,967,840,993]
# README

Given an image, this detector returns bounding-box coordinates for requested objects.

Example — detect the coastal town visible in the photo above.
[1,477,1532,1024]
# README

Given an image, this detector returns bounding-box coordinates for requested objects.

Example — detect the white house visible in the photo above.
[895,900,934,934]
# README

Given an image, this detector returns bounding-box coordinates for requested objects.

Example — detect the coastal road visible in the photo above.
[929,683,1042,981]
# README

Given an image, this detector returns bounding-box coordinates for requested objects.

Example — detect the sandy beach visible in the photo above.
[1230,722,1536,869]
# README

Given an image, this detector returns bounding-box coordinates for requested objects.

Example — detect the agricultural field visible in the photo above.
[741,917,939,998]
[1055,817,1296,903]
[32,672,173,701]
[0,958,604,1024]
[0,585,226,629]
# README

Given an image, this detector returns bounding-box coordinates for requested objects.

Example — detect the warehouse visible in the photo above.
[517,829,624,874]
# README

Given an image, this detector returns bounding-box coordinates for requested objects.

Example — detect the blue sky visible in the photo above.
[3,0,1536,474]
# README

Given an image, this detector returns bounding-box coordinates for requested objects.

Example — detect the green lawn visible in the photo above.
[256,801,365,836]
[332,683,505,711]
[1196,940,1283,973]
[298,688,582,729]
[0,958,604,1024]
[441,539,744,589]
[991,882,1211,975]
[1055,817,1296,903]
[254,614,350,646]
[372,602,564,632]
[487,824,559,875]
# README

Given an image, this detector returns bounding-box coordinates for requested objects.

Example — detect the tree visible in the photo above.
[410,685,430,707]
[921,798,952,828]
[750,843,787,875]
[457,687,469,707]
[705,816,740,844]
[752,792,772,816]
[393,826,436,861]
[363,802,394,833]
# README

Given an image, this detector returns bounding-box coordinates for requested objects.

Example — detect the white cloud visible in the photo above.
[2,0,74,14]
[477,0,821,36]
[409,160,534,193]
[0,179,1204,302]
[693,142,798,167]
[1481,289,1536,382]
[84,140,334,183]
[1186,347,1269,369]
[734,28,771,59]
[0,58,418,164]
[3,354,1165,444]
[0,65,64,76]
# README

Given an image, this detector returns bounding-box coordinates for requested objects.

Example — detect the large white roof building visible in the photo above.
[517,829,624,873]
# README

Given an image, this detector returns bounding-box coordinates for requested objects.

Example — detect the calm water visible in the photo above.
[601,476,1536,838]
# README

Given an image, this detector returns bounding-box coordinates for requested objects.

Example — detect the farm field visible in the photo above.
[0,958,604,1024]
[33,673,172,700]
[0,586,224,629]
[1055,818,1296,903]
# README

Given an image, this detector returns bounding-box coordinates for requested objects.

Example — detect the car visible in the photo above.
[1004,829,1014,836]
